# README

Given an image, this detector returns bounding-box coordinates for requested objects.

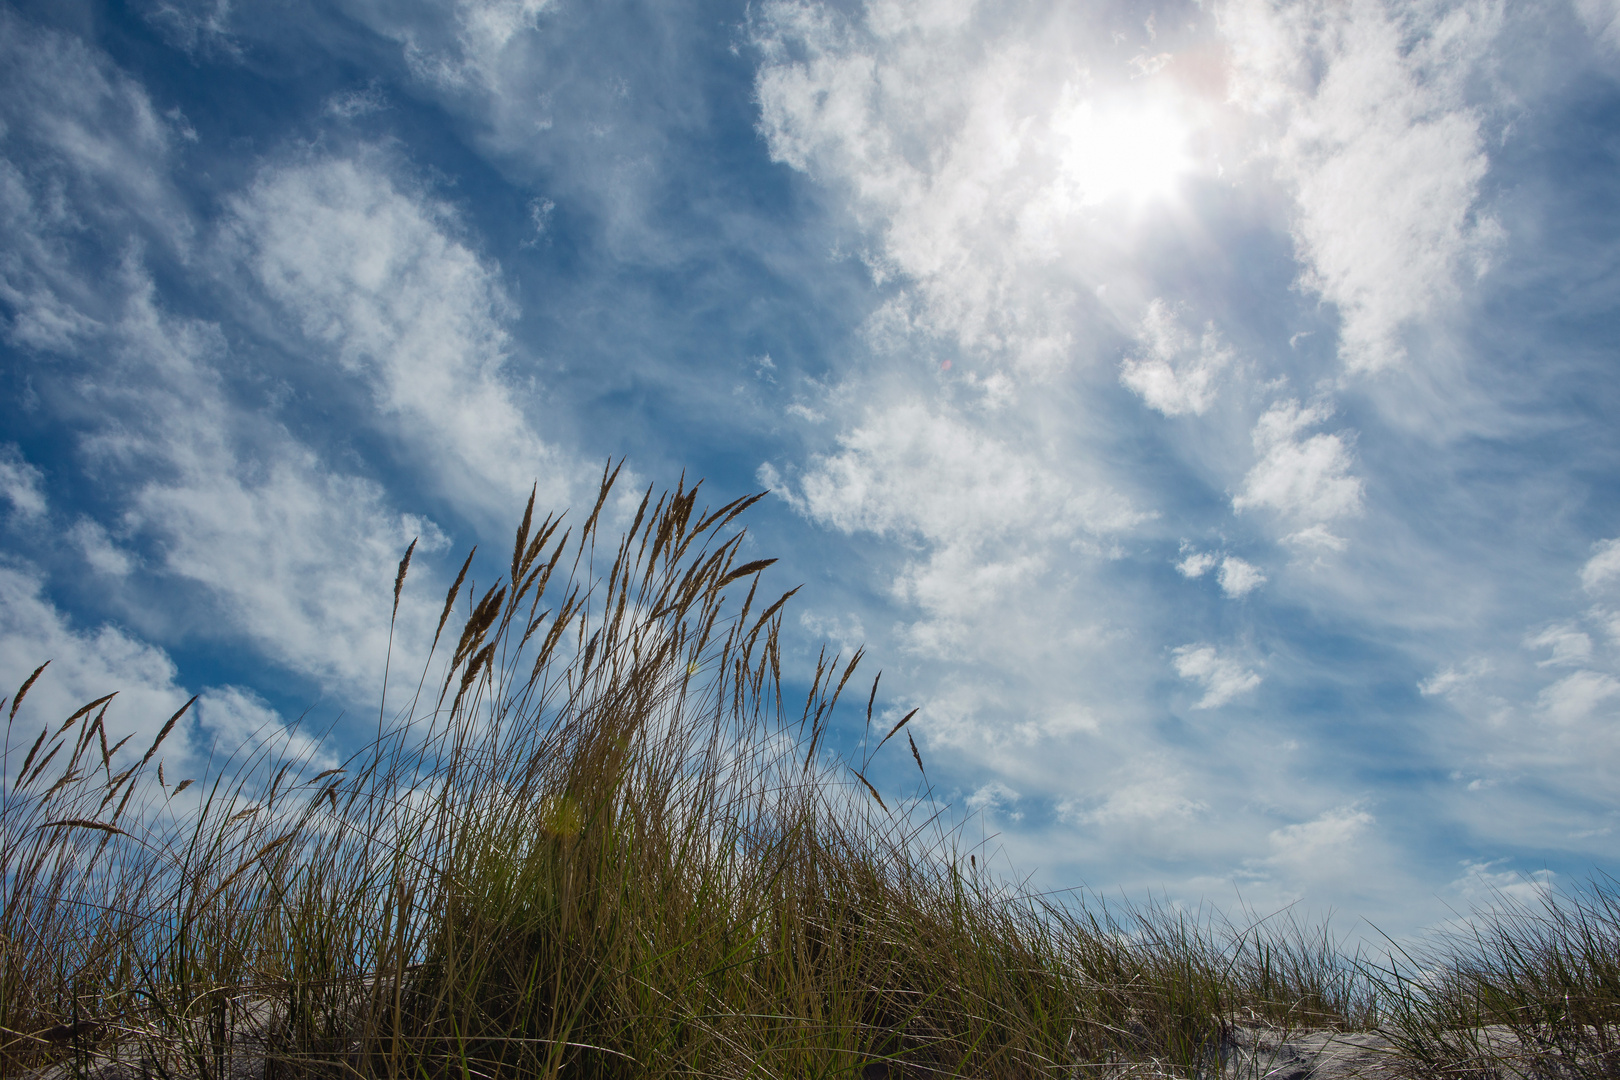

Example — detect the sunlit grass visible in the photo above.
[1,465,1614,1078]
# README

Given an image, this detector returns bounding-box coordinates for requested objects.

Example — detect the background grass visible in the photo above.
[1,466,1614,1078]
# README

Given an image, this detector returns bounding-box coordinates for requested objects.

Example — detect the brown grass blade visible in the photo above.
[393,537,418,620]
[8,660,48,722]
[137,696,196,772]
[434,546,478,651]
[16,725,48,782]
[853,770,888,813]
[875,708,920,753]
[39,818,132,839]
[197,832,298,910]
[715,558,778,593]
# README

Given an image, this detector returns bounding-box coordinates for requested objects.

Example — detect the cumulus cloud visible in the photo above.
[1177,550,1219,578]
[966,780,1023,819]
[1217,0,1503,372]
[1234,399,1364,526]
[1175,547,1265,597]
[1217,556,1266,597]
[1449,861,1557,910]
[1119,300,1234,417]
[1173,643,1262,708]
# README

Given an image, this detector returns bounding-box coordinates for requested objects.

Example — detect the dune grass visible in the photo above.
[0,466,1613,1078]
[1367,875,1620,1078]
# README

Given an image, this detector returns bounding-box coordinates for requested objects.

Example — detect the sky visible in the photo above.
[1,0,1618,944]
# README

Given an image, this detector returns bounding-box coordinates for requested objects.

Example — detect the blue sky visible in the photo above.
[2,0,1618,942]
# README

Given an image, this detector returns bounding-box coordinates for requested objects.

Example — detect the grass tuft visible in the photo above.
[1,469,1614,1078]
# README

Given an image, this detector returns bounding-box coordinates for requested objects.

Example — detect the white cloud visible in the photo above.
[785,402,826,423]
[1580,538,1620,592]
[133,0,236,53]
[1449,860,1556,910]
[759,0,1504,382]
[223,154,579,518]
[798,608,867,656]
[1234,399,1364,525]
[359,0,554,92]
[794,400,1139,546]
[753,0,1221,377]
[0,563,309,782]
[1282,523,1349,552]
[1175,549,1266,597]
[325,84,389,120]
[1263,805,1374,876]
[74,281,439,696]
[966,780,1022,819]
[1217,0,1503,372]
[1575,0,1620,50]
[1524,623,1592,668]
[1419,657,1491,697]
[1177,550,1218,578]
[1119,299,1234,417]
[778,399,1144,653]
[0,445,45,519]
[0,10,191,352]
[1061,757,1208,826]
[0,42,457,700]
[1536,669,1620,727]
[1173,643,1262,708]
[1217,556,1266,597]
[70,518,135,577]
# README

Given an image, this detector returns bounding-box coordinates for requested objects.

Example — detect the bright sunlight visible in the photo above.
[1053,91,1195,206]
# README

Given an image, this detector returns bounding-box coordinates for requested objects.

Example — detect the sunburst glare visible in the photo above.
[1053,91,1196,206]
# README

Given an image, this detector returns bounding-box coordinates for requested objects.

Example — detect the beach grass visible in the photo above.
[1,466,1613,1078]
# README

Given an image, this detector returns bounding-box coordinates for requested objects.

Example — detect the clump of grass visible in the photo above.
[1370,876,1620,1078]
[5,465,1600,1079]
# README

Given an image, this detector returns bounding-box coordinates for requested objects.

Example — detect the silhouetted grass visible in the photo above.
[1,466,1612,1078]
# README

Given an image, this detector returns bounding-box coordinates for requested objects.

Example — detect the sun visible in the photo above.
[1052,91,1194,207]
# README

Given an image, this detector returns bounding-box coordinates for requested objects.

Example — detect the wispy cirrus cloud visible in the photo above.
[3,0,1616,949]
[221,153,584,521]
[0,13,497,702]
[0,446,45,521]
[1218,0,1504,373]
